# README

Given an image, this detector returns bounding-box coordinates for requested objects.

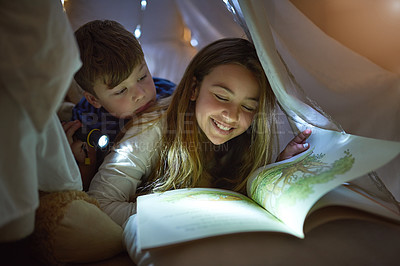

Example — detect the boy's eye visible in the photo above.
[215,94,228,101]
[138,74,147,82]
[115,88,127,95]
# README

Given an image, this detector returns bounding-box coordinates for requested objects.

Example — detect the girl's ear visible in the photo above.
[190,78,198,101]
[84,92,102,108]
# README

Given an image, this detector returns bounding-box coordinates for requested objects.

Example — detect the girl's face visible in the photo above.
[193,64,260,145]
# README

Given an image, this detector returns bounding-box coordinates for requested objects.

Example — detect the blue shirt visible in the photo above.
[72,77,175,144]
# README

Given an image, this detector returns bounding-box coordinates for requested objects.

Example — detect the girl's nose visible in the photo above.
[221,105,239,123]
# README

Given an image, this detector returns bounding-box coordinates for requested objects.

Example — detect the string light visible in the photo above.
[183,26,198,47]
[133,0,197,46]
[134,24,142,39]
[134,0,147,39]
[141,0,147,10]
[190,38,199,47]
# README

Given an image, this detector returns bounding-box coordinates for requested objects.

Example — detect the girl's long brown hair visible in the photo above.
[138,38,278,195]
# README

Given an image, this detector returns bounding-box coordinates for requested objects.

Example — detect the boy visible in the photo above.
[64,20,175,190]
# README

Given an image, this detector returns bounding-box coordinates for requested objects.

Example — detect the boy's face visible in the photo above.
[87,63,157,119]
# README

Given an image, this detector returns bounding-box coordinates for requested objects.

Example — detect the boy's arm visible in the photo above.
[276,129,312,162]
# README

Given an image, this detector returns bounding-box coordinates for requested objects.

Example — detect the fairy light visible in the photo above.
[183,26,198,47]
[134,24,142,39]
[190,38,199,47]
[141,0,147,10]
[134,0,147,39]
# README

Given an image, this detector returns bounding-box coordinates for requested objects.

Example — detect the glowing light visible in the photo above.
[98,135,109,149]
[141,0,147,10]
[190,38,199,47]
[183,27,192,42]
[134,25,142,39]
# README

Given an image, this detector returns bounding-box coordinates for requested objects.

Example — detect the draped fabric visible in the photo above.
[0,0,82,241]
[235,0,400,141]
[0,1,82,132]
[231,0,400,202]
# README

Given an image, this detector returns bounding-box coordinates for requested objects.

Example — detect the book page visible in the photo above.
[309,185,400,222]
[303,185,400,233]
[247,128,400,235]
[137,188,300,250]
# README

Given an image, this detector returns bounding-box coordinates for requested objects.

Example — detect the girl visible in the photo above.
[88,38,311,226]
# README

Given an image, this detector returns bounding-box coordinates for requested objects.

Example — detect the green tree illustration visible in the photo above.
[251,149,355,208]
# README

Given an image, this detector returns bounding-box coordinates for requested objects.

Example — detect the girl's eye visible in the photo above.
[138,74,147,82]
[242,105,256,112]
[115,88,127,95]
[215,94,228,101]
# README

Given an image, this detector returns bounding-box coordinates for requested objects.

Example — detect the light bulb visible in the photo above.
[190,38,199,47]
[134,25,142,39]
[141,0,147,10]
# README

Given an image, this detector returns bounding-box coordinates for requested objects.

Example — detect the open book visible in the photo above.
[136,128,400,250]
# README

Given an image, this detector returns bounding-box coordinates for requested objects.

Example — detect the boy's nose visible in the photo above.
[133,87,145,102]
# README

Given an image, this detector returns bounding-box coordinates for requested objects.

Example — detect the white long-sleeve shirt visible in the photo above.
[88,118,164,226]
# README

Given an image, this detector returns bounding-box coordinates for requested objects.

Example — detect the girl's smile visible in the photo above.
[211,118,235,135]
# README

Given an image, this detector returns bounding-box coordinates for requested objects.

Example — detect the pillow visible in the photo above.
[30,191,123,265]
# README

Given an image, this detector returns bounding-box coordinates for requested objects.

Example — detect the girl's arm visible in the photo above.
[276,129,312,162]
[87,122,162,226]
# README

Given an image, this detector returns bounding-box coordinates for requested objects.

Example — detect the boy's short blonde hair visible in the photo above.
[74,20,144,96]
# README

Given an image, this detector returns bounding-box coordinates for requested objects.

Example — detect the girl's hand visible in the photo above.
[276,129,312,162]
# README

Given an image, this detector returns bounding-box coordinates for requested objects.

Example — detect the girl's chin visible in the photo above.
[117,114,133,119]
[206,135,230,146]
[200,125,234,146]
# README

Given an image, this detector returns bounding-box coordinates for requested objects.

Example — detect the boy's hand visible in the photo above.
[62,120,86,163]
[62,120,81,145]
[276,129,312,162]
[62,120,98,191]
